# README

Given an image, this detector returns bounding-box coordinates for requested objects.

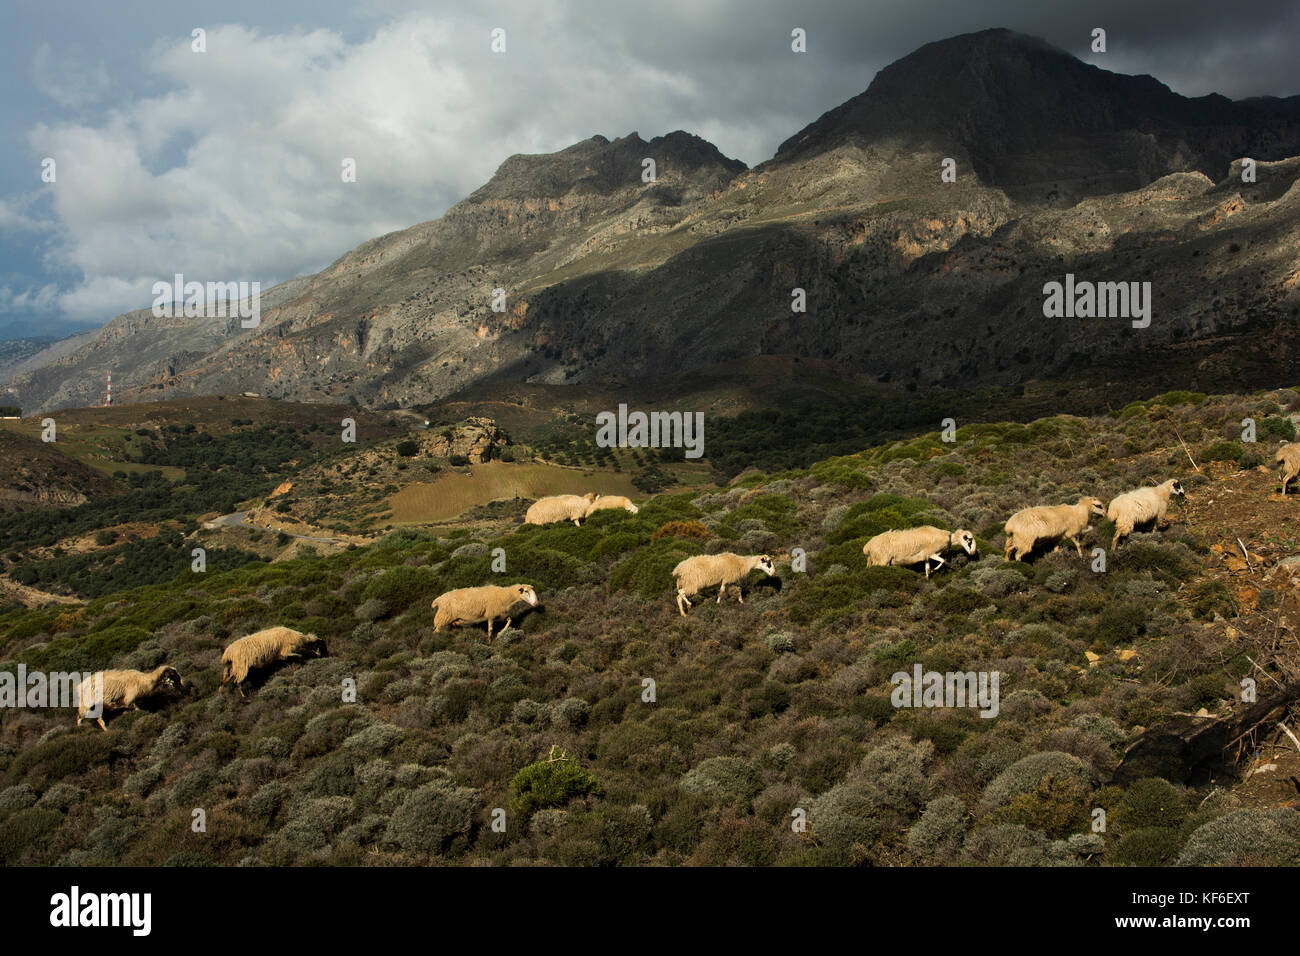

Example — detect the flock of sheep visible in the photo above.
[69,444,1300,730]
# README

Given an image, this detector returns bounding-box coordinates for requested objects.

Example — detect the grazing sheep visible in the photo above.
[1107,479,1186,549]
[76,665,183,732]
[672,553,776,616]
[1276,443,1300,496]
[863,526,977,578]
[1003,497,1107,561]
[525,493,598,527]
[585,494,640,517]
[221,626,327,696]
[431,583,540,638]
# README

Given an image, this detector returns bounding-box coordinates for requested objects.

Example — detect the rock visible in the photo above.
[1084,651,1101,666]
[1117,649,1139,662]
[424,417,504,463]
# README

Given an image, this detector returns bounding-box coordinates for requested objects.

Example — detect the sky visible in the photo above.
[1,0,1297,338]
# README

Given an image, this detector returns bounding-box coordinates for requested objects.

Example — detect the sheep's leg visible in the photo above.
[237,683,247,699]
[97,717,107,732]
[676,589,691,616]
[498,617,513,636]
[1281,472,1288,496]
[486,617,495,639]
[1068,536,1082,558]
[929,554,945,577]
[717,585,725,604]
[735,585,745,604]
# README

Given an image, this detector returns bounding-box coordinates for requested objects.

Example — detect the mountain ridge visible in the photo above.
[6,28,1300,415]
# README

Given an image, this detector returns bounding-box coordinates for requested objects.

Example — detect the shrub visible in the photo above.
[1176,809,1300,866]
[354,598,390,622]
[651,521,710,542]
[510,757,602,817]
[810,781,882,854]
[1116,777,1187,830]
[1113,827,1182,866]
[554,697,591,728]
[385,782,480,854]
[908,795,968,863]
[679,757,761,804]
[760,630,795,654]
[980,751,1097,813]
[0,808,64,864]
[988,774,1093,838]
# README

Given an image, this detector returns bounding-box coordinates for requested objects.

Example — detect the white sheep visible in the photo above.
[221,626,327,696]
[585,495,640,517]
[431,583,540,638]
[671,553,776,616]
[863,526,976,577]
[1003,497,1106,561]
[525,493,597,527]
[76,665,183,731]
[1106,478,1186,549]
[1276,443,1300,496]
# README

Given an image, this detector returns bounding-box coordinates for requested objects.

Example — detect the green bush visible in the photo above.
[510,757,602,817]
[1116,777,1187,830]
[609,539,699,598]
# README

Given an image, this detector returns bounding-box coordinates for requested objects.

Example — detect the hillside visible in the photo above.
[6,30,1300,416]
[1,388,1298,865]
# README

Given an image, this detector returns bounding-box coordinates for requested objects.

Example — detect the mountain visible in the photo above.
[5,29,1300,415]
[771,28,1300,198]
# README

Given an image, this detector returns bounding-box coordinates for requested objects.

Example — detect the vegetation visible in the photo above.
[0,387,1295,865]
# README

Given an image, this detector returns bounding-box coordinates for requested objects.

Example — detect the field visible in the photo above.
[386,462,644,524]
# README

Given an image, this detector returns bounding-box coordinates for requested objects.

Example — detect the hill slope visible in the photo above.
[1,387,1298,865]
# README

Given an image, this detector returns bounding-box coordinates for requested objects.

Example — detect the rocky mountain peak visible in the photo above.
[467,130,746,202]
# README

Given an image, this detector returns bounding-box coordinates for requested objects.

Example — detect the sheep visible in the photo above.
[221,626,327,696]
[1276,443,1300,496]
[431,583,540,638]
[863,526,977,577]
[671,553,776,616]
[525,493,598,527]
[1003,497,1107,561]
[585,495,640,517]
[76,665,183,732]
[1106,478,1186,549]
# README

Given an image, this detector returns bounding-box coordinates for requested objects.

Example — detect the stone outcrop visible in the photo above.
[424,418,503,463]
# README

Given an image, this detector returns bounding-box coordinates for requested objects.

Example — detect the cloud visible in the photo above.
[31,42,111,109]
[27,14,780,323]
[0,282,60,314]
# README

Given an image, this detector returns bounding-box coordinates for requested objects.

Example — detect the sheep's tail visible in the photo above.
[220,657,232,686]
